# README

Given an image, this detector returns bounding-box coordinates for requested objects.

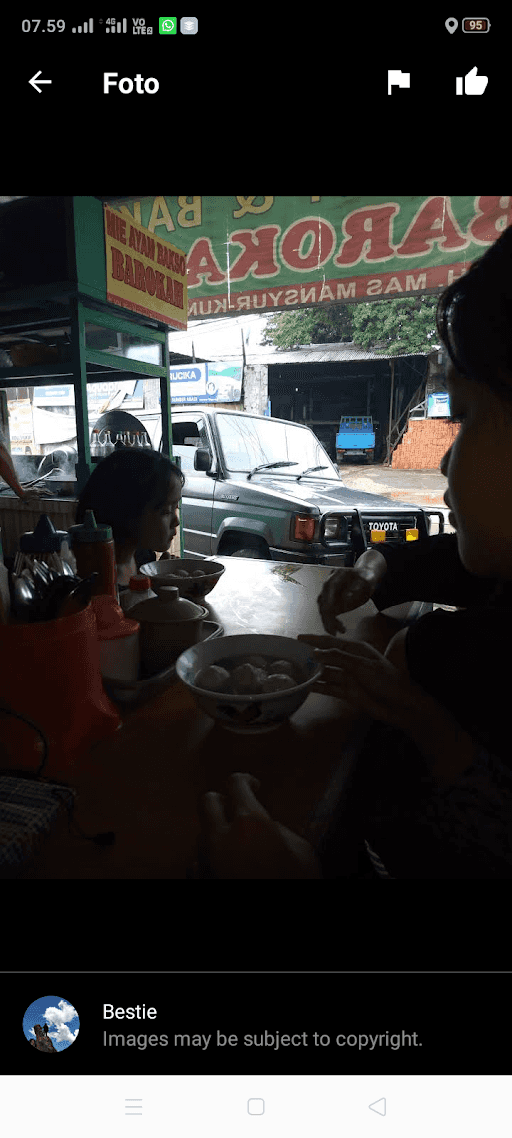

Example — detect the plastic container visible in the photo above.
[130,585,207,676]
[19,513,77,576]
[0,602,121,776]
[90,594,140,682]
[119,573,158,614]
[68,510,117,599]
[0,526,10,623]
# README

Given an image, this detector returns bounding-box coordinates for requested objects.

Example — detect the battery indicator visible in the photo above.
[462,17,491,32]
[72,19,94,32]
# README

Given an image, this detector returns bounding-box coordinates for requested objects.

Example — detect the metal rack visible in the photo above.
[0,196,184,555]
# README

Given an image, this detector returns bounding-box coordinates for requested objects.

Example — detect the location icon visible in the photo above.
[445,17,458,33]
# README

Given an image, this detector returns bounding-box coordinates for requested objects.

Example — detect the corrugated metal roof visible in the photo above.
[198,341,437,365]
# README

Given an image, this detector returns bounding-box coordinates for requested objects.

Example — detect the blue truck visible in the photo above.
[336,416,375,464]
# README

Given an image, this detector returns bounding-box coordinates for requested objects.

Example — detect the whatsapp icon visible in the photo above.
[159,17,177,34]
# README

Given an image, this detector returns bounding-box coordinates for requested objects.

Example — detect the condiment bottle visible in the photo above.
[68,510,117,598]
[102,430,115,456]
[119,573,158,614]
[90,594,140,682]
[90,428,101,457]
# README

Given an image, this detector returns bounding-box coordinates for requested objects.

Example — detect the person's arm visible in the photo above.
[0,441,26,498]
[372,532,497,610]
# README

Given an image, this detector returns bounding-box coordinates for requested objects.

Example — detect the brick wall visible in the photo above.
[391,418,461,469]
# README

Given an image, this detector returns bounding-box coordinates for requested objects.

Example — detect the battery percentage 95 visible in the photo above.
[462,18,491,32]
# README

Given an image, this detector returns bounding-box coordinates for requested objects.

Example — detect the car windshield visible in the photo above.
[215,414,338,476]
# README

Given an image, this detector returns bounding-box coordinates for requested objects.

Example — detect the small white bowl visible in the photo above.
[175,633,323,733]
[139,558,225,600]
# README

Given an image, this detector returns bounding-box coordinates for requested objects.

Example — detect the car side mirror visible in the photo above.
[194,448,212,471]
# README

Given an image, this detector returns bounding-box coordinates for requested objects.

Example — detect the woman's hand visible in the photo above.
[297,633,425,730]
[190,773,322,879]
[20,487,54,503]
[316,566,378,634]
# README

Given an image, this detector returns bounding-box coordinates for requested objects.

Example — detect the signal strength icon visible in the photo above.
[72,18,94,32]
[106,17,128,32]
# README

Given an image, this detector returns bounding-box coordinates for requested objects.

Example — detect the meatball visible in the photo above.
[230,663,267,694]
[195,665,230,692]
[267,659,297,679]
[261,673,296,692]
[243,655,268,669]
[191,569,205,576]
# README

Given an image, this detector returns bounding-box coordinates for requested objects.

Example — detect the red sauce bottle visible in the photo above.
[68,510,117,598]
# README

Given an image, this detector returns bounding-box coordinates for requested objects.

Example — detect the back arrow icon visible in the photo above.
[29,71,52,93]
[369,1099,386,1116]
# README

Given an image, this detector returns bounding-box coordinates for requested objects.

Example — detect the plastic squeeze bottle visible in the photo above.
[90,594,140,683]
[68,510,117,598]
[119,573,158,614]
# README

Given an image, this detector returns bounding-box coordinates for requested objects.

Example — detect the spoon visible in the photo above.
[13,574,38,618]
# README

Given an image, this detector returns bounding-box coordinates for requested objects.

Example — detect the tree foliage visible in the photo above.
[262,295,441,356]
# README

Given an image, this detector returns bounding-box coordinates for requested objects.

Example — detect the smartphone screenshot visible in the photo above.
[1,11,503,134]
[2,970,508,1138]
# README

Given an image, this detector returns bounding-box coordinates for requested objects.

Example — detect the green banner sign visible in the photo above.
[110,196,511,319]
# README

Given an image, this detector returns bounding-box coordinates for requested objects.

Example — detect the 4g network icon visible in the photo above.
[387,67,488,95]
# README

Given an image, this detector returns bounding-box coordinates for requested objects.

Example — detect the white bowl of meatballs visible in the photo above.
[139,558,225,600]
[175,633,323,732]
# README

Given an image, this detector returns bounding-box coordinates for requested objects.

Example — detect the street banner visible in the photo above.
[109,196,511,319]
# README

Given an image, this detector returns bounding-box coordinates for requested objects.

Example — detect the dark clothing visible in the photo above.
[43,1024,48,1035]
[373,532,512,765]
[318,533,512,879]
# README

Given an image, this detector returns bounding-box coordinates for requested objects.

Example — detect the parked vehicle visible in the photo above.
[151,407,442,566]
[31,406,444,565]
[336,416,375,464]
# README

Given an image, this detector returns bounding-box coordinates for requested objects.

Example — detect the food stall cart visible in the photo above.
[0,195,188,560]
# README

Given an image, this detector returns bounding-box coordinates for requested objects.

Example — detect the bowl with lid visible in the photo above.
[129,586,208,677]
[175,633,323,732]
[139,558,225,600]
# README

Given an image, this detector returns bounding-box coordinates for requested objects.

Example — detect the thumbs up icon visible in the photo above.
[456,66,488,94]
